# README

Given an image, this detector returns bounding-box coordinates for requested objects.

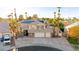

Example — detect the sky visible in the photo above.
[0,0,79,18]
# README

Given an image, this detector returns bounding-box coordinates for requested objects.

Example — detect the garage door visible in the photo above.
[0,33,2,39]
[35,32,44,37]
[46,32,51,37]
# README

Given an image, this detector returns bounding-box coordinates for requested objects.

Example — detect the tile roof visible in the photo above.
[0,22,10,33]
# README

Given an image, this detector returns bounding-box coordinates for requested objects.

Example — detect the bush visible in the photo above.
[68,26,79,38]
[68,37,79,44]
[74,45,79,48]
[59,23,64,32]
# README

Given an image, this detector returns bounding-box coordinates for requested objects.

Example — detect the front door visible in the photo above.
[23,30,28,36]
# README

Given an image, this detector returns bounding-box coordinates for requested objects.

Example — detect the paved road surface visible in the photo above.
[0,42,11,51]
[15,37,74,51]
[0,37,74,51]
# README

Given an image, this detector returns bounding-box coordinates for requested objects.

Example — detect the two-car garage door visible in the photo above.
[35,32,51,37]
[35,32,44,37]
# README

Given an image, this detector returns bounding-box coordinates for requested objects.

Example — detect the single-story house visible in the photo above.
[0,22,12,40]
[0,22,10,33]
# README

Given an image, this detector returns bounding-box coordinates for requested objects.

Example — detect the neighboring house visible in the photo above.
[63,21,70,26]
[65,22,79,31]
[0,22,11,37]
[20,20,53,37]
[64,22,79,37]
[0,22,9,33]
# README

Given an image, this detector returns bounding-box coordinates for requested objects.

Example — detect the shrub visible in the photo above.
[68,37,79,44]
[59,23,64,32]
[68,26,79,38]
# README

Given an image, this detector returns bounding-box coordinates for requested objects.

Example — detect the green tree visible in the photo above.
[52,18,64,37]
[25,12,27,19]
[48,19,53,24]
[27,16,32,20]
[0,17,3,22]
[32,14,38,20]
[19,15,24,21]
[9,19,20,46]
[59,22,64,32]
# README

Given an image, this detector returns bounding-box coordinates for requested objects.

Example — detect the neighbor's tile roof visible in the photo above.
[0,22,10,33]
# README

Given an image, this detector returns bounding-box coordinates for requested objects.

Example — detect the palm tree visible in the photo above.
[52,18,60,37]
[9,19,20,46]
[25,12,27,19]
[52,10,61,37]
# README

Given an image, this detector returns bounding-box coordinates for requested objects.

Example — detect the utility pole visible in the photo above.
[14,8,17,20]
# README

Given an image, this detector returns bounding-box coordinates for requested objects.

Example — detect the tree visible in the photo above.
[42,17,45,21]
[52,18,58,37]
[73,17,78,23]
[59,22,64,32]
[32,14,38,20]
[25,12,27,19]
[48,19,53,24]
[27,16,32,20]
[9,19,21,46]
[52,18,64,37]
[0,17,4,22]
[69,26,79,38]
[68,26,79,42]
[19,15,24,21]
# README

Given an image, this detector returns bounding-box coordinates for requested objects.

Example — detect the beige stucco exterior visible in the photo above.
[34,32,51,37]
[20,20,53,38]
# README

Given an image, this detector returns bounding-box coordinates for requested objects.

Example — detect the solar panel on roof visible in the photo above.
[21,20,34,24]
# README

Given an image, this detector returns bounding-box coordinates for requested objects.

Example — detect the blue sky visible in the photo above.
[61,7,79,18]
[0,0,79,18]
[0,7,79,18]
